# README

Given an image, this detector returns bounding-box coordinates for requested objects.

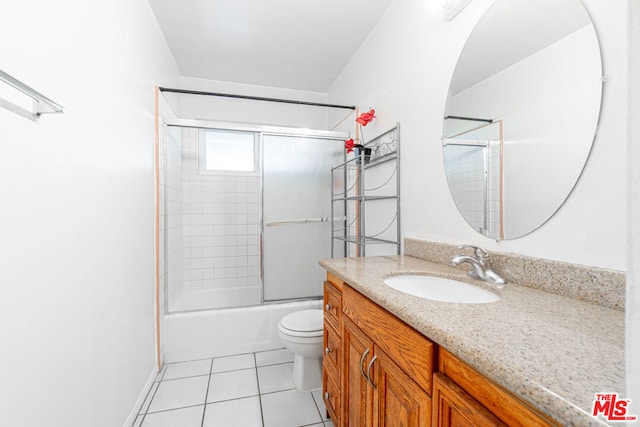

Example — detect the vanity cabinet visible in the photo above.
[323,273,559,427]
[341,284,434,426]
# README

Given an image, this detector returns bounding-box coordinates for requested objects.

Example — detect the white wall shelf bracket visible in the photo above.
[0,69,64,119]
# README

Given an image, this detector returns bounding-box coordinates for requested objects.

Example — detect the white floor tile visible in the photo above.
[207,368,259,403]
[148,376,209,413]
[163,359,212,380]
[212,353,255,373]
[141,405,204,427]
[311,389,328,420]
[203,396,263,427]
[324,420,334,427]
[133,415,143,427]
[255,348,294,367]
[261,389,322,427]
[257,362,294,394]
[140,382,160,414]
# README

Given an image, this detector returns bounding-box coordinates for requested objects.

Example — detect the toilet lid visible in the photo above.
[280,310,323,333]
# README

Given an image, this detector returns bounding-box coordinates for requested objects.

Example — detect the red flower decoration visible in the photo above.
[356,109,376,126]
[345,138,355,153]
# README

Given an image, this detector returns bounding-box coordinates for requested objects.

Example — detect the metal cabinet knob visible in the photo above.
[325,303,332,311]
[325,347,332,354]
[324,392,330,399]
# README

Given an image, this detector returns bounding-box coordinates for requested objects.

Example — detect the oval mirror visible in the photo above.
[442,0,603,240]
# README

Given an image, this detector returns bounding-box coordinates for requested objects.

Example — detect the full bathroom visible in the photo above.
[1,0,638,426]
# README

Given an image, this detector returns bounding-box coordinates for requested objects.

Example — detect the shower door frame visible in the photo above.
[162,118,347,313]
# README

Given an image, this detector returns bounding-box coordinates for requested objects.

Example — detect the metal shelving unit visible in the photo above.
[331,123,401,257]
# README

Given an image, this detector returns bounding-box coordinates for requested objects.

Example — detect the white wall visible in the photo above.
[0,1,178,426]
[627,0,640,412]
[328,0,628,270]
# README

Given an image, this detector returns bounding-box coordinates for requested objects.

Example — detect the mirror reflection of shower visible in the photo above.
[162,121,346,313]
[443,119,503,239]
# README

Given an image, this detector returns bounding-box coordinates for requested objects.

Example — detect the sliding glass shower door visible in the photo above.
[262,134,344,301]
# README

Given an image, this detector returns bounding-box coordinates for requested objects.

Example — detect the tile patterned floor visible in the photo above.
[134,348,334,427]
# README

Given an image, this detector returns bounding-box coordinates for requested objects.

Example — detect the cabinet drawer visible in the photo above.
[323,366,341,423]
[326,272,345,291]
[324,281,342,332]
[323,323,341,371]
[342,285,435,394]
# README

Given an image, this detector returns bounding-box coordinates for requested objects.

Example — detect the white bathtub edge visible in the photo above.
[163,300,322,362]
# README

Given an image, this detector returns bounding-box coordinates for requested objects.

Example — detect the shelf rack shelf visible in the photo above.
[331,123,401,257]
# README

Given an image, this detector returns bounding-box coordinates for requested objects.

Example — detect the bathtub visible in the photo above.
[163,298,322,363]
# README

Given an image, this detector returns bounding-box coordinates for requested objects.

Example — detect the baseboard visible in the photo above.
[123,366,158,427]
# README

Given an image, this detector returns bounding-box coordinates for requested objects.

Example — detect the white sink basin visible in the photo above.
[383,275,500,304]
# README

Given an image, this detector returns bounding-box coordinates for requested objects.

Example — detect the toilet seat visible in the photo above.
[279,310,323,338]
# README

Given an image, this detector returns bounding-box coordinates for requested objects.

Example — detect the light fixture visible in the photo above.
[442,0,472,20]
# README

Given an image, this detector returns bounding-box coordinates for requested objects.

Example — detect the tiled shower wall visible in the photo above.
[443,142,500,237]
[444,145,486,231]
[181,129,261,293]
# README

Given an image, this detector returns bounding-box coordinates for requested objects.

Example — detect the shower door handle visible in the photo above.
[265,216,346,227]
[265,217,328,226]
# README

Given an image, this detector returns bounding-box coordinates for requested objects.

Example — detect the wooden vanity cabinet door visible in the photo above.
[432,373,505,427]
[343,316,375,427]
[323,279,342,424]
[373,348,431,427]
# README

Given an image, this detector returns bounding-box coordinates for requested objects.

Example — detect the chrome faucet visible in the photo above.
[450,245,506,286]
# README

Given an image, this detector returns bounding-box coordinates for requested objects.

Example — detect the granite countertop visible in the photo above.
[319,255,625,427]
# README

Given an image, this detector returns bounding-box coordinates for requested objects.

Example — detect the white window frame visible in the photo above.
[198,128,260,176]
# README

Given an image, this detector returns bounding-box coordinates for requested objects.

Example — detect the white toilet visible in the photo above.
[278,309,324,391]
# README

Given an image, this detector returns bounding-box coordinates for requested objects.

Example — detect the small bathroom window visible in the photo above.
[200,128,258,174]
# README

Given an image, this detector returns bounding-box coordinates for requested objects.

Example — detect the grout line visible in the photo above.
[254,352,266,427]
[168,349,273,366]
[258,387,297,396]
[255,360,295,369]
[145,404,205,416]
[206,394,261,405]
[310,391,325,422]
[211,366,258,375]
[164,356,214,365]
[161,373,212,382]
[201,359,214,427]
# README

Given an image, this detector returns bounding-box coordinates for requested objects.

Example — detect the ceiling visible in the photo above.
[147,0,393,92]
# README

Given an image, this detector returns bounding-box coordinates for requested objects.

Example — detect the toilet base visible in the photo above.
[292,354,322,391]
